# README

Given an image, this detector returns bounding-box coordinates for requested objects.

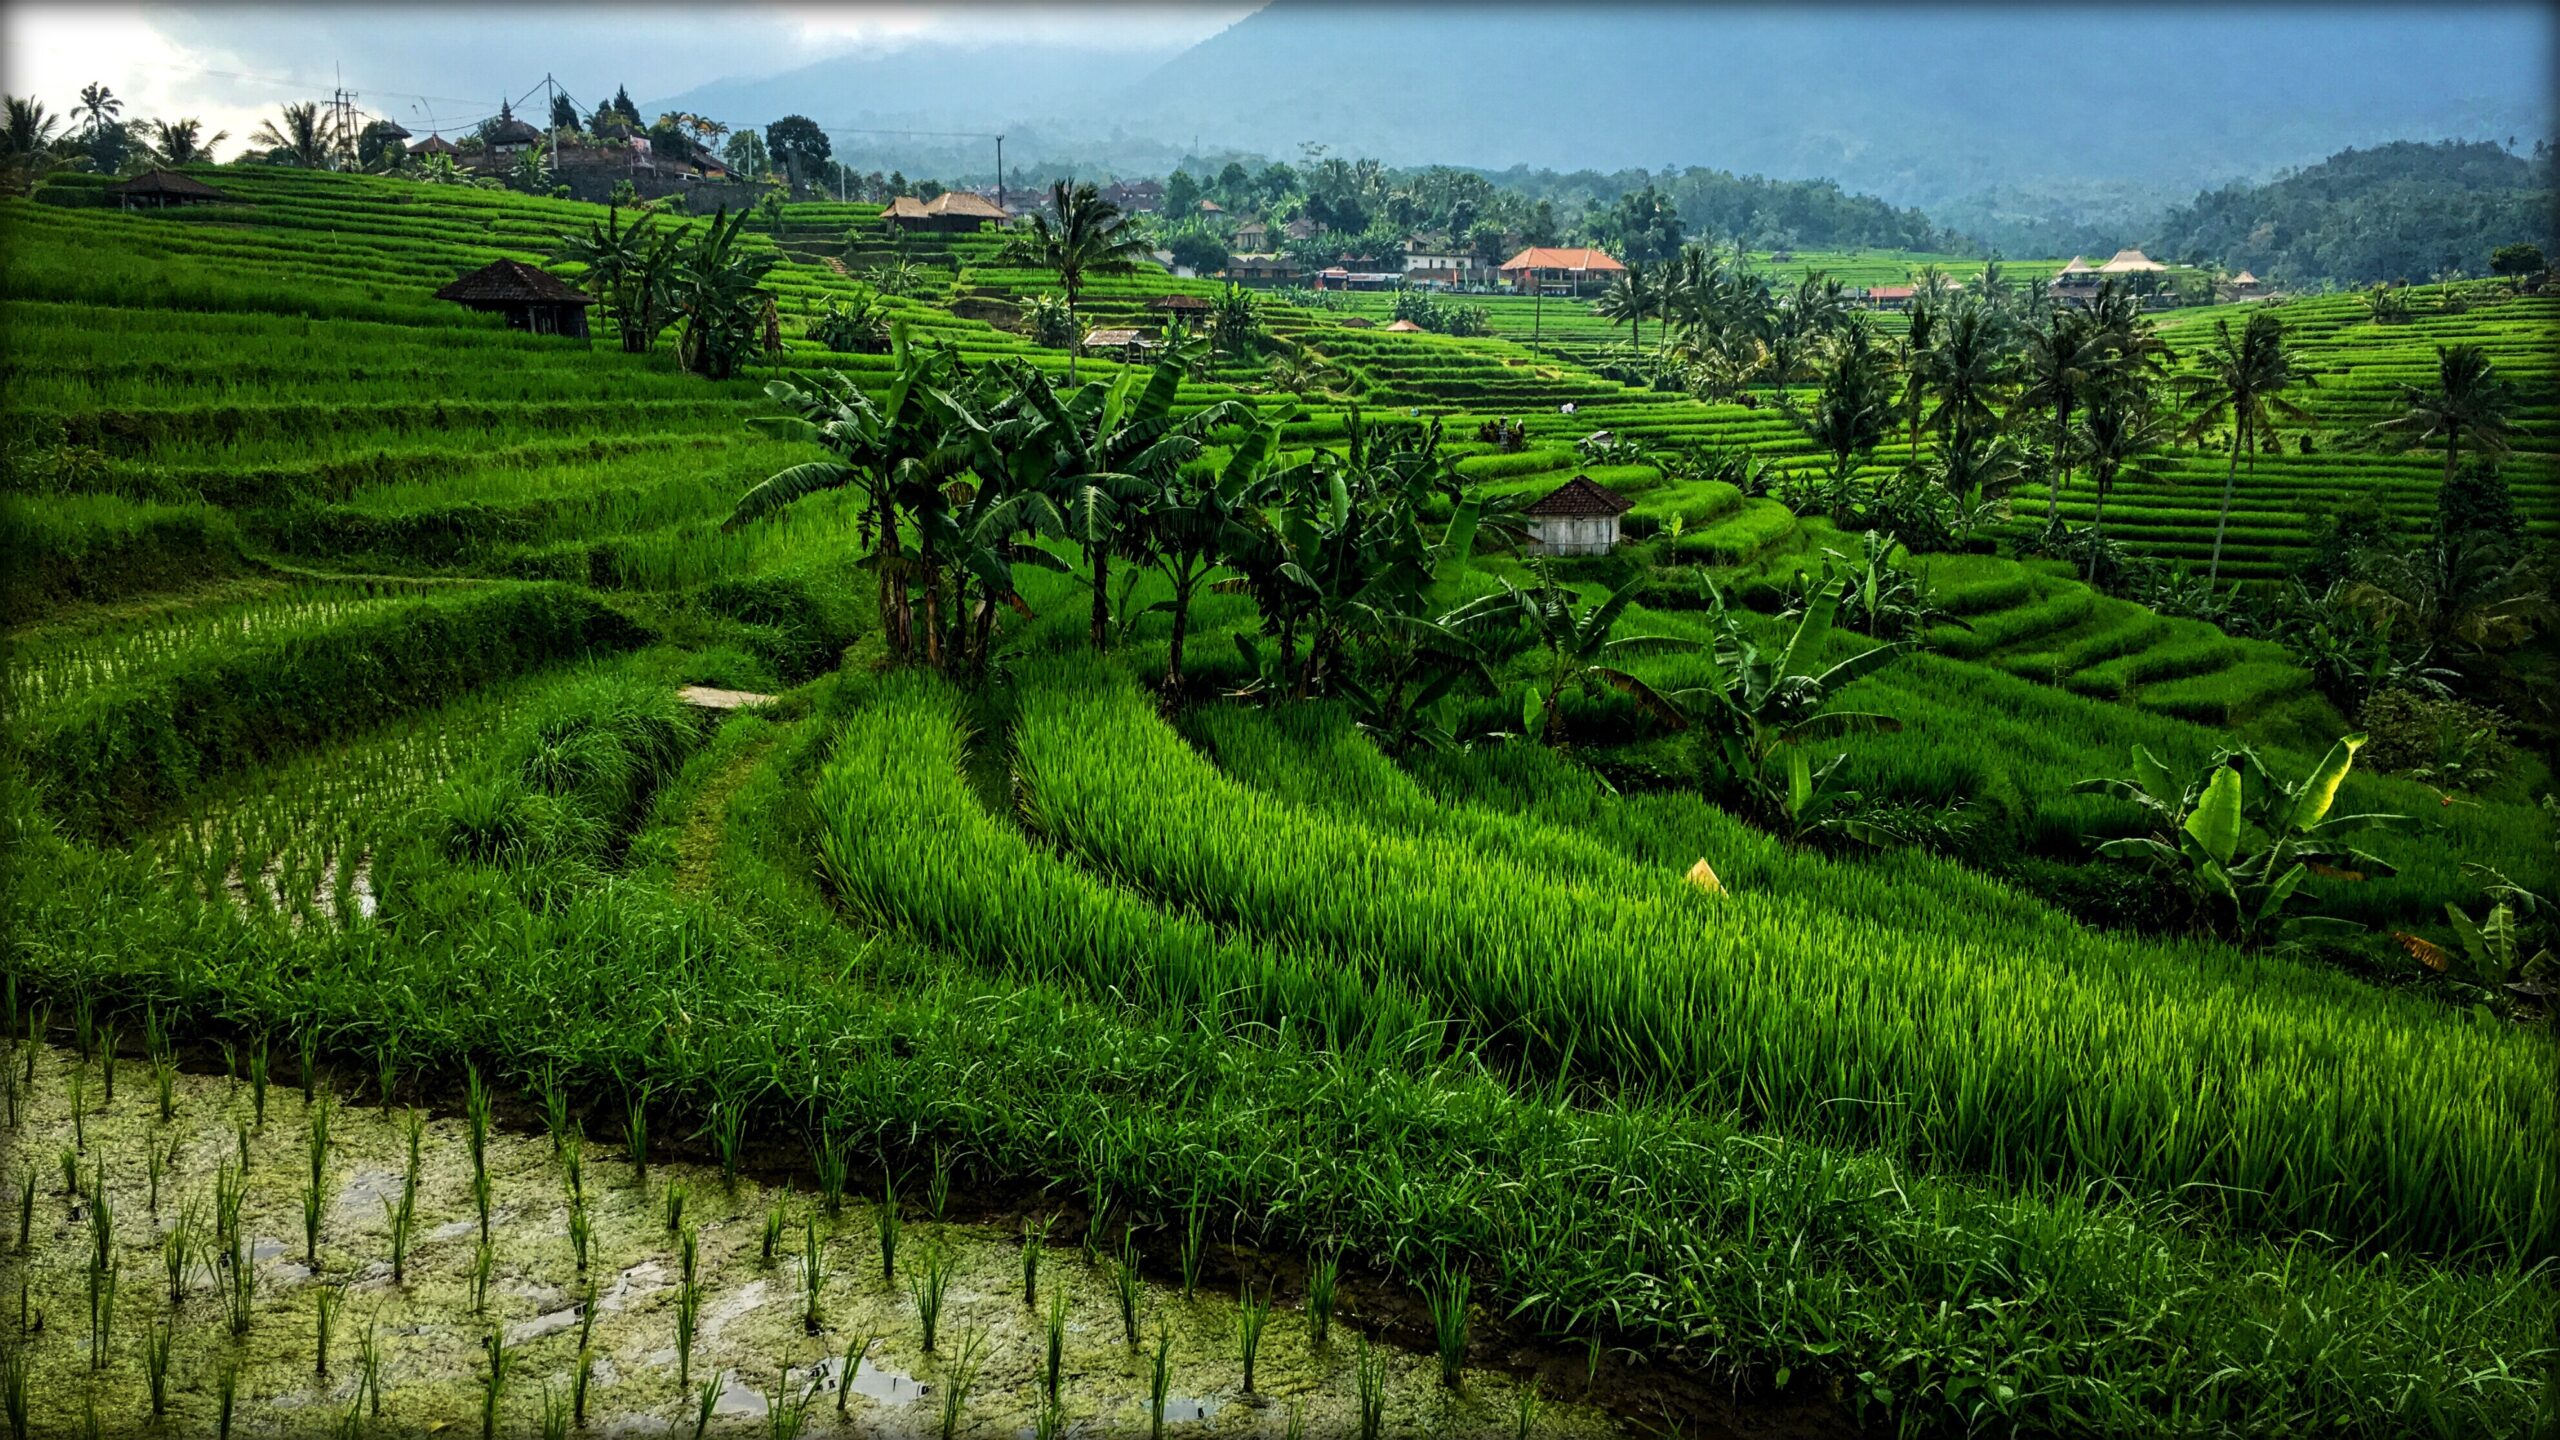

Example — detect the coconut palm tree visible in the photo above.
[1919,302,2011,458]
[1,95,66,194]
[252,102,333,170]
[1595,260,1656,351]
[70,83,121,137]
[2367,343,2513,498]
[144,118,227,168]
[2179,312,2317,585]
[2073,380,2172,579]
[1003,179,1153,381]
[2014,308,2108,528]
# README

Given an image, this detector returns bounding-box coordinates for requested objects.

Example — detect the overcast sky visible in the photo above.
[3,3,1253,150]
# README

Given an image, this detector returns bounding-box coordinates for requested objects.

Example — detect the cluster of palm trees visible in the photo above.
[552,206,778,377]
[728,331,1513,720]
[2,87,228,193]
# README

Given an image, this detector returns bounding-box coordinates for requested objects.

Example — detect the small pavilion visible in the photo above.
[103,170,239,210]
[434,259,595,338]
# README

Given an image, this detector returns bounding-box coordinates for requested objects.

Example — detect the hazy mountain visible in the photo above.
[1114,2,2552,250]
[647,3,2552,251]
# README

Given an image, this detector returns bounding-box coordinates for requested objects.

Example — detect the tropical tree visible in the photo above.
[2367,343,2513,498]
[2014,307,2109,528]
[1146,418,1280,690]
[2077,736,2405,947]
[2071,378,2172,579]
[726,331,975,663]
[1018,293,1075,349]
[2179,311,2317,584]
[1207,283,1264,359]
[1781,315,1895,516]
[552,208,682,354]
[2,96,67,194]
[671,207,780,380]
[1594,260,1657,351]
[1674,586,1906,844]
[251,102,333,169]
[141,117,226,168]
[2359,283,2412,324]
[1917,301,2011,458]
[1004,180,1154,381]
[807,290,893,355]
[1493,564,1696,745]
[983,361,1247,652]
[70,83,121,138]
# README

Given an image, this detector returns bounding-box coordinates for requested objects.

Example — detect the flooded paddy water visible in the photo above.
[1,1041,1625,1437]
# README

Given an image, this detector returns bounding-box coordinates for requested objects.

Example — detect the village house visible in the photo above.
[1401,235,1474,286]
[1231,219,1271,251]
[1498,246,1626,297]
[434,259,594,339]
[1521,475,1634,556]
[1102,178,1164,213]
[1080,327,1161,362]
[2226,269,2270,299]
[1864,284,1916,312]
[2046,256,2102,306]
[1147,294,1215,319]
[2097,247,2167,276]
[1282,216,1320,243]
[1224,254,1303,286]
[1313,266,1402,292]
[408,133,461,159]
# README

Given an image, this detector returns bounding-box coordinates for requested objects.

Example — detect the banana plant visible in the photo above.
[1675,586,1906,843]
[1488,560,1697,745]
[2076,735,2407,946]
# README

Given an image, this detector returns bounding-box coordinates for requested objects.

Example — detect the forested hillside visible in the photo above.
[2148,139,2557,284]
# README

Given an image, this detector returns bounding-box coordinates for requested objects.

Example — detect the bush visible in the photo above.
[2357,687,2515,790]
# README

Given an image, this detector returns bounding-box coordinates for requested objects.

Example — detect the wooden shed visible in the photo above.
[1147,295,1214,316]
[1522,475,1634,557]
[103,169,239,210]
[434,259,595,338]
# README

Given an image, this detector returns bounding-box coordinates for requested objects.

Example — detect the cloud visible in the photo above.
[3,3,1252,154]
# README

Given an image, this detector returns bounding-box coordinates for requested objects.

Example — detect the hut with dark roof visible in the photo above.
[434,260,594,338]
[410,133,461,158]
[1522,475,1634,557]
[484,103,544,154]
[103,169,239,210]
[1146,294,1213,316]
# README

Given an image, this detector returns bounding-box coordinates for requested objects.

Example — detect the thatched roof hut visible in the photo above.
[434,260,594,338]
[410,133,461,157]
[103,169,239,209]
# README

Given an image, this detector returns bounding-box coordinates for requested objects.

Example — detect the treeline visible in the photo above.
[1476,162,1964,254]
[2147,139,2558,285]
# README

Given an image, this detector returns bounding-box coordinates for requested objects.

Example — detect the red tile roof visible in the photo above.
[1866,285,1915,300]
[1523,475,1633,518]
[1498,246,1625,273]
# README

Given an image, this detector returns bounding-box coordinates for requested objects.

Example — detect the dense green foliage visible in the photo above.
[2150,140,2559,286]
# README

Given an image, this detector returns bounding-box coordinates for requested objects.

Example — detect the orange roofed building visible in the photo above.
[1498,246,1625,296]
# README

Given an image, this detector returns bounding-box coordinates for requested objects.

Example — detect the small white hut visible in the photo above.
[1521,475,1634,557]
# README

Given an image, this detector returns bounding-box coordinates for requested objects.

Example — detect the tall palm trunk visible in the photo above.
[2207,415,2246,585]
[1065,275,1081,384]
[2045,400,2071,526]
[2087,466,2111,582]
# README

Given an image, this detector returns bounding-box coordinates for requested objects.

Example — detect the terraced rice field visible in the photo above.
[3,170,2552,1439]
